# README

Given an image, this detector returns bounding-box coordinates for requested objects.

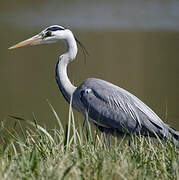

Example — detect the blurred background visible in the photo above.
[1,0,179,130]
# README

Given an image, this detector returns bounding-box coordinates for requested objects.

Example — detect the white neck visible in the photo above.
[55,32,77,103]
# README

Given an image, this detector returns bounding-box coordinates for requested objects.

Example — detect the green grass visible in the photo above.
[0,103,179,180]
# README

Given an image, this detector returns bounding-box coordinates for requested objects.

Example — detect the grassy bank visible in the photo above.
[0,105,179,180]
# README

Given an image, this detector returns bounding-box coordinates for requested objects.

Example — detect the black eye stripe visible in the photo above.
[46,26,65,31]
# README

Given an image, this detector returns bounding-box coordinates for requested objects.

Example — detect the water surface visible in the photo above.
[1,0,179,130]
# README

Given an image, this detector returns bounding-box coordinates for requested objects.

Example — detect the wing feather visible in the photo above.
[73,78,168,135]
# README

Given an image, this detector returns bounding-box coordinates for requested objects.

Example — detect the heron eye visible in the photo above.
[45,31,52,37]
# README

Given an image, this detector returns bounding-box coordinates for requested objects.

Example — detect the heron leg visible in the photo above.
[128,139,131,146]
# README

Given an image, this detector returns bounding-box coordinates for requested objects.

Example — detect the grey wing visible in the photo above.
[73,78,169,137]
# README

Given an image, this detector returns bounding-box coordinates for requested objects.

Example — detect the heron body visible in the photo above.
[9,25,179,145]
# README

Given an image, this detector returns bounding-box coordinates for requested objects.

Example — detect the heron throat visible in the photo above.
[55,34,77,103]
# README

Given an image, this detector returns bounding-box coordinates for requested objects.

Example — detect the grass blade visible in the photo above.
[47,99,64,134]
[9,115,55,144]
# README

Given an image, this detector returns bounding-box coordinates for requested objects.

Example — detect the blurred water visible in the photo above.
[1,0,179,30]
[1,0,179,130]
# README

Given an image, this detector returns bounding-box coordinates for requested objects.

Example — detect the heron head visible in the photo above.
[9,25,71,49]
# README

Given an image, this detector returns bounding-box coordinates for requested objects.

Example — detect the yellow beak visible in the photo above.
[9,35,43,50]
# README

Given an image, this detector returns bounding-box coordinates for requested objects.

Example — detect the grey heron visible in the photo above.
[9,25,179,145]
